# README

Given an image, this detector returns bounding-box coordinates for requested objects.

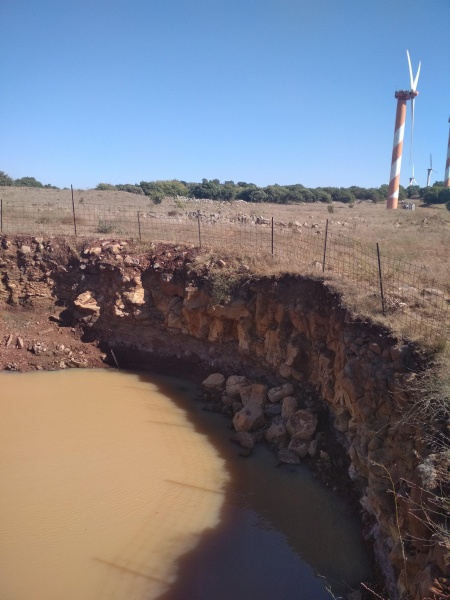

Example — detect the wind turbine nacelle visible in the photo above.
[395,90,419,100]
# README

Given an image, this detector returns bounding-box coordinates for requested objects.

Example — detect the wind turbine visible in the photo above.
[387,50,421,209]
[426,154,437,187]
[445,118,450,188]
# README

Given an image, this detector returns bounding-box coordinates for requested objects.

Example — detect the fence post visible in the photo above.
[376,243,386,315]
[71,185,77,237]
[197,213,202,248]
[271,217,274,255]
[322,219,329,272]
[0,199,2,233]
[137,211,142,241]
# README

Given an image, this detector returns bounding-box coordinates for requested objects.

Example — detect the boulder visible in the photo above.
[265,423,287,446]
[122,278,146,306]
[281,396,298,419]
[286,410,318,441]
[240,383,268,407]
[232,403,265,432]
[288,438,309,459]
[221,393,234,406]
[229,432,255,449]
[202,373,225,391]
[268,383,295,403]
[74,291,101,315]
[277,448,300,465]
[308,439,318,457]
[226,375,248,398]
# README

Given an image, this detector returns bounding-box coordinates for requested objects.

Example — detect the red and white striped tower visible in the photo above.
[387,90,417,209]
[445,118,450,188]
[387,51,420,209]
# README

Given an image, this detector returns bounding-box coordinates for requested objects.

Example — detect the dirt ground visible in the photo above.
[0,302,107,372]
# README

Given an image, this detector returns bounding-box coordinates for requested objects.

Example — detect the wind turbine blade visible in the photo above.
[406,49,414,89]
[430,154,433,168]
[413,61,421,91]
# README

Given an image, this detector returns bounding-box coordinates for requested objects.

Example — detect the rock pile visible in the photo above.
[202,373,322,464]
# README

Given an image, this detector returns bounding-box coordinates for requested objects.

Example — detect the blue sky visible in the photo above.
[1,0,449,190]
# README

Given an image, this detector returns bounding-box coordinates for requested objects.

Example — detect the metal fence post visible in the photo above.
[71,185,77,237]
[376,243,386,315]
[197,213,202,248]
[322,219,329,273]
[271,217,274,255]
[137,211,142,241]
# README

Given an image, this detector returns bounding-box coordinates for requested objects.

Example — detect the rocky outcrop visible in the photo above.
[1,235,448,600]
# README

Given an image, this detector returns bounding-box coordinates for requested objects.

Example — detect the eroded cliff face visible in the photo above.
[1,235,449,600]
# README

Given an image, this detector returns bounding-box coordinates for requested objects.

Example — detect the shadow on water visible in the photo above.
[131,371,373,600]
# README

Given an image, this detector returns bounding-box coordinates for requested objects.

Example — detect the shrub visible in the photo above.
[446,200,450,212]
[327,204,334,214]
[0,171,14,186]
[115,184,144,195]
[438,188,450,205]
[97,219,114,233]
[96,183,115,191]
[15,176,43,188]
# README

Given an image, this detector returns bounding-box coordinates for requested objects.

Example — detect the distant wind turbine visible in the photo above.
[387,50,421,209]
[426,154,437,187]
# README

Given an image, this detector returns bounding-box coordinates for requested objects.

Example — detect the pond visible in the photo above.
[0,369,372,600]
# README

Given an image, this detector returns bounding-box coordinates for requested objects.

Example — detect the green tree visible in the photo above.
[438,188,450,205]
[218,184,236,201]
[423,186,442,205]
[0,171,14,186]
[406,185,420,198]
[236,183,258,202]
[115,184,144,195]
[263,185,289,204]
[188,178,221,200]
[96,183,116,190]
[249,189,268,203]
[14,176,43,187]
[140,179,188,199]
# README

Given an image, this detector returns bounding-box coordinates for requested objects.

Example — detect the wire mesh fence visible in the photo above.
[1,197,449,353]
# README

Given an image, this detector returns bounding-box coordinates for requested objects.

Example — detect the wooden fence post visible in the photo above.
[137,211,142,241]
[271,217,274,255]
[376,243,386,315]
[322,219,329,272]
[71,185,77,237]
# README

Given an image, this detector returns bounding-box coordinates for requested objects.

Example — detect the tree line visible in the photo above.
[97,178,450,207]
[0,171,58,189]
[2,170,449,207]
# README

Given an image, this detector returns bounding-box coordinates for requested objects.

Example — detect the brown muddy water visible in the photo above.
[0,369,372,600]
